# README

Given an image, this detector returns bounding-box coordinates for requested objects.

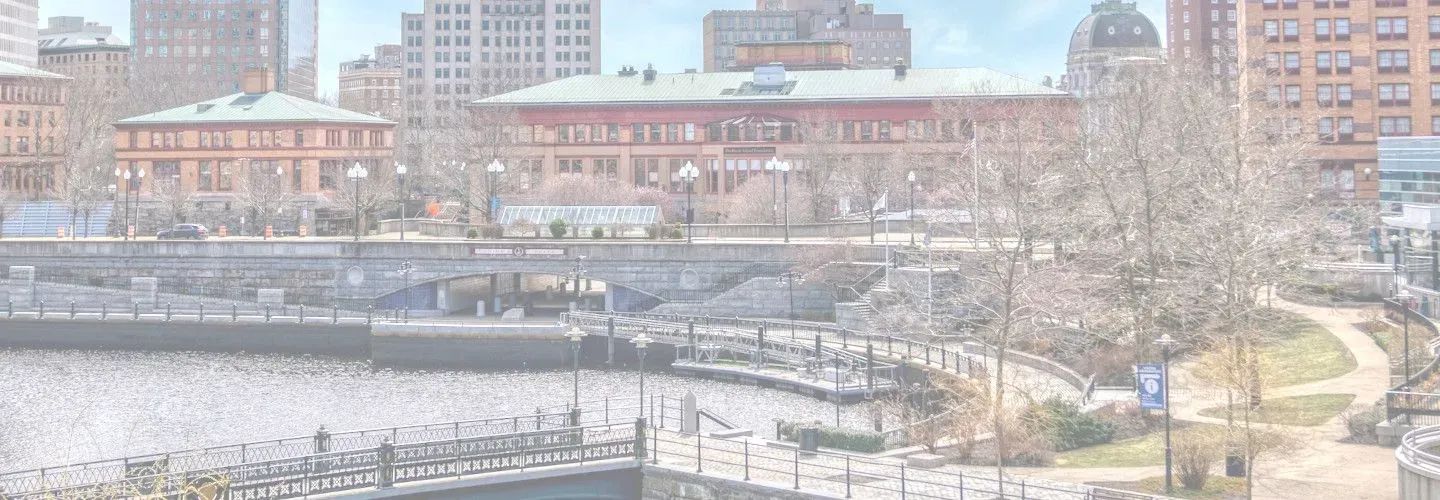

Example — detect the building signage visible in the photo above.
[723,147,777,156]
[1136,364,1166,410]
[471,247,568,258]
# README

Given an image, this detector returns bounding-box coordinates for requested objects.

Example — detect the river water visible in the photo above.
[0,347,881,472]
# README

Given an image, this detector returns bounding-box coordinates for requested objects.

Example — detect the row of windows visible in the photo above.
[1264,49,1440,75]
[1313,116,1440,140]
[141,26,268,41]
[1263,17,1432,42]
[142,44,271,58]
[0,110,57,129]
[139,8,271,24]
[429,1,592,16]
[0,136,51,155]
[545,120,972,145]
[126,129,389,150]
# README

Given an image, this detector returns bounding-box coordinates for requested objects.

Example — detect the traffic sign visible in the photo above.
[1137,363,1166,410]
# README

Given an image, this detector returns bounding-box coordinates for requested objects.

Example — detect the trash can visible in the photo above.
[1225,454,1247,477]
[799,426,821,453]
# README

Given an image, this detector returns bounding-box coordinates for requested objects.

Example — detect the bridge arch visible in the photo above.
[369,270,670,317]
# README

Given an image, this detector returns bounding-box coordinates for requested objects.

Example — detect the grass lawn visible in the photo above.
[1261,316,1356,387]
[1098,476,1249,499]
[1054,423,1214,468]
[1196,394,1355,426]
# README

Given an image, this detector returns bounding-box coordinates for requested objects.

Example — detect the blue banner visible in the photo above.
[1137,364,1166,410]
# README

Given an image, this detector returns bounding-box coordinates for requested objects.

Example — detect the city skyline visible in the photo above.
[40,0,1164,99]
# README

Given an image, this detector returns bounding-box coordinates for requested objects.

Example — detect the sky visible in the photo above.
[39,0,1166,98]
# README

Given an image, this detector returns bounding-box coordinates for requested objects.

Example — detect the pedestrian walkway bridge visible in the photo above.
[0,396,1165,500]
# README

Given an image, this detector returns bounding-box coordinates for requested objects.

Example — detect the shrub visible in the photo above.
[669,228,684,239]
[591,226,605,239]
[466,228,479,239]
[1342,403,1385,444]
[778,421,887,453]
[1173,427,1222,490]
[644,224,659,239]
[548,218,568,238]
[480,224,504,239]
[1036,399,1115,451]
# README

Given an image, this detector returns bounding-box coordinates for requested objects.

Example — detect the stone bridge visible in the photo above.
[0,241,883,312]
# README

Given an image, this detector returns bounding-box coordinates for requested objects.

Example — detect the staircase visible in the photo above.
[1,201,113,238]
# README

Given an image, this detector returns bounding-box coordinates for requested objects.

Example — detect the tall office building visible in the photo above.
[0,0,37,67]
[38,17,129,94]
[339,45,403,120]
[401,0,603,129]
[1238,0,1440,201]
[703,0,910,73]
[1166,0,1239,82]
[129,0,318,101]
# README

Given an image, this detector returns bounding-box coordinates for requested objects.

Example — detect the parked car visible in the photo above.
[157,224,209,240]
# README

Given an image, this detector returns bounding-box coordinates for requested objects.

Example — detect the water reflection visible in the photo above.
[0,348,879,471]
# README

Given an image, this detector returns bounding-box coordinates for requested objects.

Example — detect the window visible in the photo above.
[1284,52,1301,74]
[1379,50,1410,73]
[1336,51,1352,74]
[1285,85,1302,107]
[1381,116,1413,136]
[1338,117,1355,142]
[1316,52,1333,73]
[1338,84,1354,106]
[1336,18,1351,40]
[1378,17,1409,40]
[1283,19,1299,41]
[1379,83,1411,106]
[198,161,214,191]
[1318,84,1334,106]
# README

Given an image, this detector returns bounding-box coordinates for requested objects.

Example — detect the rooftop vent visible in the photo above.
[618,65,638,77]
[642,64,658,83]
[196,103,215,113]
[893,58,908,79]
[754,62,786,87]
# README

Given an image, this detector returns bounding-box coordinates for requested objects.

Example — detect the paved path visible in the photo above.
[1021,299,1397,500]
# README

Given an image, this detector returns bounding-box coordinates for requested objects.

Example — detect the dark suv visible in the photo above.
[157,224,209,240]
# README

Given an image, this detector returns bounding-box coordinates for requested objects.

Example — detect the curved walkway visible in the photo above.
[1021,299,1397,500]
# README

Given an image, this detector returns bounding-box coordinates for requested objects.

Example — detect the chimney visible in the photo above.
[241,67,275,94]
[618,65,639,77]
[893,58,908,79]
[642,64,658,82]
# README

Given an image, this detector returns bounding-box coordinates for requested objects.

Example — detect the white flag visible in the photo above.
[873,192,888,213]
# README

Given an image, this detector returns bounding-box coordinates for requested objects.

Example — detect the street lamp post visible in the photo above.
[1155,334,1178,495]
[907,171,917,246]
[457,162,472,223]
[679,161,700,244]
[565,326,588,413]
[398,260,413,323]
[1398,289,1415,387]
[779,160,791,243]
[571,255,588,306]
[486,160,505,223]
[765,157,780,225]
[1392,234,1406,296]
[632,333,652,419]
[778,271,802,339]
[116,168,128,240]
[346,163,369,241]
[396,163,408,241]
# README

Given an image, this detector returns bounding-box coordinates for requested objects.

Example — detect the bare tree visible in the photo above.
[233,161,296,236]
[929,94,1081,477]
[148,176,195,229]
[325,164,396,238]
[720,176,815,224]
[793,111,846,221]
[839,152,905,244]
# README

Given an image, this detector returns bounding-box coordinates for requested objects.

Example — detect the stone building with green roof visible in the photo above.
[113,72,396,236]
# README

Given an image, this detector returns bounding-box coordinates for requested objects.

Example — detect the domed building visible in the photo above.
[1062,0,1165,98]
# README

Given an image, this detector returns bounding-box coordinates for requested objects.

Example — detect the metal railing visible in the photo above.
[607,311,1102,405]
[0,299,404,325]
[649,430,1165,500]
[0,395,662,497]
[1,422,639,500]
[1398,425,1440,476]
[564,312,904,393]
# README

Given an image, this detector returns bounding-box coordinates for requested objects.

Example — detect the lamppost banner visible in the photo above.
[1137,363,1166,410]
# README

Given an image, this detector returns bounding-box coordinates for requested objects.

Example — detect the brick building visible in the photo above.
[0,61,67,200]
[1238,0,1440,201]
[1166,0,1239,83]
[704,0,909,73]
[339,45,403,120]
[730,40,855,71]
[38,16,128,98]
[471,64,1069,221]
[113,71,395,235]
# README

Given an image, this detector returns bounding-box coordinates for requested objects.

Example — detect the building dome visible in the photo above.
[1068,0,1160,54]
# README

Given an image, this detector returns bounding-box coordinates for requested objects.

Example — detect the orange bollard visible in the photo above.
[218,226,228,238]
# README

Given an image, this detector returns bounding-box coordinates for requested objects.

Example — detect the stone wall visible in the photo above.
[0,319,370,355]
[0,241,866,309]
[650,277,837,321]
[641,466,839,500]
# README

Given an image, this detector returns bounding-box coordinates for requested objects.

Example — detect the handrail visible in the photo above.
[0,395,664,489]
[1386,298,1440,392]
[1398,425,1440,474]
